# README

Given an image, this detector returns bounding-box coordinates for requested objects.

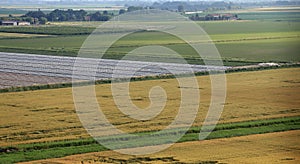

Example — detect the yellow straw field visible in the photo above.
[0,68,299,146]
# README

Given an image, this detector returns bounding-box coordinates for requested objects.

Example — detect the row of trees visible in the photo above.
[23,10,48,24]
[23,9,114,23]
[20,7,144,24]
[44,9,88,21]
[0,6,151,24]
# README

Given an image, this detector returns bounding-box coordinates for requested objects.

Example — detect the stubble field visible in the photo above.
[0,68,299,147]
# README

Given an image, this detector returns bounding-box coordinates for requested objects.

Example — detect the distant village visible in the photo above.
[189,13,239,21]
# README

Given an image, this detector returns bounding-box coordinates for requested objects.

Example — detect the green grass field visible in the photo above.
[0,26,95,35]
[0,8,27,16]
[0,13,299,66]
[196,7,300,22]
[238,12,300,22]
[0,10,299,66]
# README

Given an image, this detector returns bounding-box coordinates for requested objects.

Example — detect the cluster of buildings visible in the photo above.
[190,13,239,21]
[205,13,238,21]
[0,21,31,26]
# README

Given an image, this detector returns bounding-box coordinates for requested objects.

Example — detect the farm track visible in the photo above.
[0,52,229,89]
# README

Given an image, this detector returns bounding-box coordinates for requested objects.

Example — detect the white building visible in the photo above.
[18,21,31,26]
[0,21,31,26]
[1,21,18,26]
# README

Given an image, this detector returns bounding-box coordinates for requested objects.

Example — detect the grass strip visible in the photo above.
[0,116,299,163]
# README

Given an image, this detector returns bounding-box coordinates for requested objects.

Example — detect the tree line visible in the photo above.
[23,9,114,24]
[0,6,150,25]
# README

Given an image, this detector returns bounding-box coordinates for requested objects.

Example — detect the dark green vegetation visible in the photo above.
[1,9,116,25]
[0,116,299,163]
[25,9,113,22]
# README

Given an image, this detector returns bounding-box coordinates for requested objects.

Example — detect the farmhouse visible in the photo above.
[258,63,280,67]
[18,21,31,26]
[185,11,203,15]
[205,13,238,21]
[190,13,238,21]
[0,21,30,26]
[0,21,18,26]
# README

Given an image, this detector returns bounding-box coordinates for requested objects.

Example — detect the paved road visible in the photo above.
[0,52,229,88]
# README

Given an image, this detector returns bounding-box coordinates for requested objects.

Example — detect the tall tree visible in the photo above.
[178,5,184,12]
[119,9,126,15]
[127,6,143,12]
[25,10,46,19]
[39,17,48,25]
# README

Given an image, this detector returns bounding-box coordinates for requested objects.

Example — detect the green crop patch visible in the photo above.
[0,19,299,66]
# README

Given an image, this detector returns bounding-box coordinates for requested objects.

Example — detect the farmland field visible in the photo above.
[0,52,229,89]
[0,68,299,144]
[201,6,300,22]
[0,8,26,16]
[0,32,49,39]
[0,68,299,162]
[0,71,71,89]
[0,19,299,65]
[0,25,95,35]
[0,7,300,163]
[21,130,300,164]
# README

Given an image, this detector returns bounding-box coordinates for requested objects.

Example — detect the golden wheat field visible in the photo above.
[0,68,299,146]
[21,130,300,164]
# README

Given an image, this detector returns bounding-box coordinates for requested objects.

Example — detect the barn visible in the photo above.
[0,21,18,26]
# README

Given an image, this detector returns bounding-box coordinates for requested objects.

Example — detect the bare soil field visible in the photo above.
[0,68,299,146]
[20,130,300,164]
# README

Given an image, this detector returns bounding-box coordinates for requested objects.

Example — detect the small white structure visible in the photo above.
[0,21,31,26]
[185,11,203,15]
[258,63,280,67]
[18,21,30,26]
